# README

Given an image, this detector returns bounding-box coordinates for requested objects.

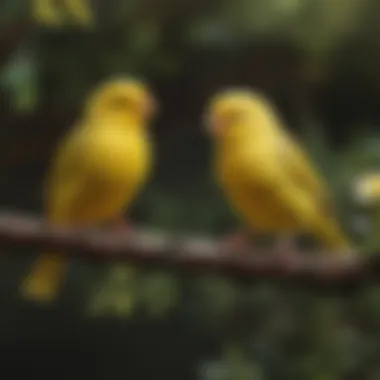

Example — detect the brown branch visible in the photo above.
[0,211,376,285]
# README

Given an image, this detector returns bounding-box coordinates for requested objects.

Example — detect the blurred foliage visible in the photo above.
[1,0,380,379]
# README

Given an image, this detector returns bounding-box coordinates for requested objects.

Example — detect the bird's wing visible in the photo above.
[278,131,334,217]
[239,143,316,227]
[44,126,90,222]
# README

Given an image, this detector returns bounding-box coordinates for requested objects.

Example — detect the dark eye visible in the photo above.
[225,110,241,123]
[110,96,131,109]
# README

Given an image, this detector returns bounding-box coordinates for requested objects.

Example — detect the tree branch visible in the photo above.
[0,211,376,285]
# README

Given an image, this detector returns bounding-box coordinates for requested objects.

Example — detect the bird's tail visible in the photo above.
[316,218,354,252]
[20,253,68,303]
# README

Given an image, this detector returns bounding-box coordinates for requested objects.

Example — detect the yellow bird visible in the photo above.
[20,77,156,302]
[205,88,352,253]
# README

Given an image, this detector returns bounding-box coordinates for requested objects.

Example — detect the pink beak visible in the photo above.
[205,113,222,136]
[143,95,158,120]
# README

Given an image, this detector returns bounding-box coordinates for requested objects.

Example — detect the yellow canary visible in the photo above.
[205,88,352,252]
[20,77,156,302]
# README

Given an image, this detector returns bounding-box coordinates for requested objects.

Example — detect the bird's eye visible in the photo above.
[110,96,131,109]
[225,110,241,124]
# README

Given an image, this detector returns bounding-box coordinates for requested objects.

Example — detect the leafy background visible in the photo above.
[0,0,380,378]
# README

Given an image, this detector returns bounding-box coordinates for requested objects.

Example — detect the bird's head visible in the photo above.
[204,88,274,138]
[84,77,157,124]
[204,88,261,137]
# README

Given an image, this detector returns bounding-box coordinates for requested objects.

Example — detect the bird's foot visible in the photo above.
[113,218,134,236]
[219,230,253,255]
[274,236,296,253]
[272,236,299,269]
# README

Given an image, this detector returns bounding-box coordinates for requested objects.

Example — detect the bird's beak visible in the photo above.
[204,113,222,137]
[143,95,158,121]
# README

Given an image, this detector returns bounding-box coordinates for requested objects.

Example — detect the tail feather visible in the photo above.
[20,253,68,303]
[317,219,354,252]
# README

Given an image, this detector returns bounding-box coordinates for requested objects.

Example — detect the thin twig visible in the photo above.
[0,211,376,285]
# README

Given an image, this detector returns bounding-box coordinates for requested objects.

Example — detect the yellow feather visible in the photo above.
[207,89,352,252]
[20,78,154,302]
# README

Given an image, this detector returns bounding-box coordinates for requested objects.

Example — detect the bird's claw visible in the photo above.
[272,238,299,269]
[113,218,133,236]
[219,231,252,255]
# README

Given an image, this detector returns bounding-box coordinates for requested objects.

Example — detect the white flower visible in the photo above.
[352,172,380,205]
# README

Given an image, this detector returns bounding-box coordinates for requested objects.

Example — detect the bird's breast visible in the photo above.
[215,147,263,188]
[215,148,296,231]
[87,129,151,187]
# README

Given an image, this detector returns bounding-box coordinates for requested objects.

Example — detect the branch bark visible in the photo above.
[0,211,376,285]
